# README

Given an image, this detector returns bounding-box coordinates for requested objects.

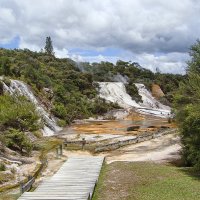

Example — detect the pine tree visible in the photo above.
[44,36,54,55]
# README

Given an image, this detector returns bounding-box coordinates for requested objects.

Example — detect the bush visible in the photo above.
[0,163,6,171]
[0,94,41,131]
[3,77,11,87]
[57,119,67,127]
[2,129,33,155]
[126,83,142,103]
[0,81,3,95]
[51,103,67,119]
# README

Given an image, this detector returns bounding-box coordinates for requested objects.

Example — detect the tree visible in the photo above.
[0,57,11,76]
[174,40,200,169]
[44,36,54,55]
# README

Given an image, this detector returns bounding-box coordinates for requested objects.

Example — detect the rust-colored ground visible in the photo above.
[151,83,165,99]
[70,113,177,135]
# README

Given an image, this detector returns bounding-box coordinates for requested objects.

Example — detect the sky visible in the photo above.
[0,0,200,74]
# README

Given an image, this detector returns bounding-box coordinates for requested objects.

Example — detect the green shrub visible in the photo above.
[2,129,33,155]
[57,119,67,127]
[126,83,142,103]
[33,131,43,138]
[0,163,6,171]
[51,103,67,119]
[0,94,41,131]
[0,81,3,95]
[3,77,11,87]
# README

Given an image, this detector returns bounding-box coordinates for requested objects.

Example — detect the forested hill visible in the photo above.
[0,48,184,127]
[79,60,184,104]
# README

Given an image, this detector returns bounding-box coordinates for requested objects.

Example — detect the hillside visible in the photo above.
[0,48,182,163]
[0,48,120,126]
[0,48,184,134]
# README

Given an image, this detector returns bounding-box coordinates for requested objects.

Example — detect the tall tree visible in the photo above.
[174,40,200,169]
[44,36,54,55]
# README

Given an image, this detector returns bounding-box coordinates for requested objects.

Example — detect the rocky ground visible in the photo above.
[105,133,181,163]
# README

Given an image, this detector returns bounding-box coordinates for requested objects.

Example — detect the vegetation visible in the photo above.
[0,163,6,171]
[0,94,40,132]
[0,94,40,154]
[0,47,119,125]
[93,162,200,200]
[44,36,54,56]
[0,41,184,156]
[174,40,200,169]
[79,60,184,103]
[2,129,33,155]
[34,137,62,159]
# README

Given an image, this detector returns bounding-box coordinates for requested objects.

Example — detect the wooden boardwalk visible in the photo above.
[18,156,104,200]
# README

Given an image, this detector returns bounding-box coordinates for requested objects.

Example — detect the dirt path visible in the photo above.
[104,133,181,163]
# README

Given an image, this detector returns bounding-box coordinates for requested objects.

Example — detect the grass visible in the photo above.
[34,137,63,159]
[0,192,20,200]
[92,162,200,200]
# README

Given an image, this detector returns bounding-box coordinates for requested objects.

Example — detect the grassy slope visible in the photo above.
[93,162,200,200]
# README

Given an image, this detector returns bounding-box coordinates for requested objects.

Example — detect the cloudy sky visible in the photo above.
[0,0,200,74]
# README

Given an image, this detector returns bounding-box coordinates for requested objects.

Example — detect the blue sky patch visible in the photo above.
[70,47,123,57]
[0,36,20,49]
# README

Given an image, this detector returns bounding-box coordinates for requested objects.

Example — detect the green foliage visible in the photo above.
[0,94,40,155]
[0,94,40,131]
[0,47,184,128]
[79,60,183,104]
[0,48,116,125]
[90,98,120,115]
[0,81,3,95]
[44,36,54,56]
[2,129,33,155]
[0,163,6,171]
[51,103,67,119]
[176,105,200,168]
[126,79,142,102]
[57,119,67,127]
[0,57,11,76]
[2,77,11,86]
[174,40,200,169]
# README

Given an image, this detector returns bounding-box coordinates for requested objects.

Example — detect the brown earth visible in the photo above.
[151,84,165,99]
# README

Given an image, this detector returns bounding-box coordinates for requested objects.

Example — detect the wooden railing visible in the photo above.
[94,128,178,153]
[20,176,35,194]
[19,158,48,194]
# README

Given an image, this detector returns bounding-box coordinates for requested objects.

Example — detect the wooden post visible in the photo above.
[56,147,59,158]
[82,138,86,150]
[65,139,68,148]
[60,144,63,156]
[28,175,32,181]
[20,182,23,194]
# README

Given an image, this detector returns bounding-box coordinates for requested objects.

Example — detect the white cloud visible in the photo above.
[54,48,69,58]
[134,52,189,74]
[0,0,199,73]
